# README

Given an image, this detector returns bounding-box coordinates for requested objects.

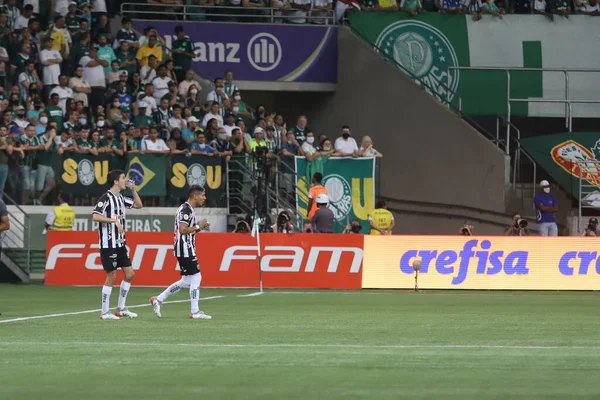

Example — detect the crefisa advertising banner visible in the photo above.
[135,21,337,83]
[363,236,600,290]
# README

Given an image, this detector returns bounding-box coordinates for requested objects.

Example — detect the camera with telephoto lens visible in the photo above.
[253,145,269,159]
[350,223,361,234]
[515,218,528,229]
[461,227,470,235]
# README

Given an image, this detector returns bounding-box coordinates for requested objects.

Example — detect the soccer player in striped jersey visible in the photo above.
[92,169,143,320]
[150,186,212,320]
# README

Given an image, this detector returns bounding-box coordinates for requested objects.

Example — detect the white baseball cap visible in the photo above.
[187,116,200,123]
[316,193,329,205]
[254,127,264,135]
[137,101,147,108]
[540,180,550,187]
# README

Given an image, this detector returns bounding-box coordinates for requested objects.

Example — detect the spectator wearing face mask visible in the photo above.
[36,112,49,135]
[231,90,249,116]
[206,77,229,117]
[535,180,558,236]
[179,69,199,98]
[334,125,358,157]
[210,129,234,162]
[14,106,29,131]
[301,131,318,161]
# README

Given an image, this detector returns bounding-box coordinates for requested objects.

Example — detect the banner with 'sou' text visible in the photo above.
[169,155,226,206]
[45,231,363,289]
[60,153,124,196]
[363,236,600,290]
[134,21,337,83]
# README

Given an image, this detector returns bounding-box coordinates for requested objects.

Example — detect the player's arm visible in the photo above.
[179,217,209,234]
[388,216,395,233]
[129,187,143,209]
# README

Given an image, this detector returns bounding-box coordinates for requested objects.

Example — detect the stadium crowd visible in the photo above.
[0,2,384,207]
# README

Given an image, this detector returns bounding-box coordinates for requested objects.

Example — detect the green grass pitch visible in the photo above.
[1,285,600,399]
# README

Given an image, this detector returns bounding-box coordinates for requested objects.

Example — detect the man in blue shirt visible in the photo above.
[534,180,558,236]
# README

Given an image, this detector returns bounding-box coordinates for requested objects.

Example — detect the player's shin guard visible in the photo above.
[117,281,131,310]
[157,279,184,303]
[101,285,112,314]
[189,273,202,314]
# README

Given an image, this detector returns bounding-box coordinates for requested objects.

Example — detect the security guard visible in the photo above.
[44,193,75,232]
[368,199,395,235]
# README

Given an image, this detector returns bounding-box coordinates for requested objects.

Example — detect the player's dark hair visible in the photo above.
[376,199,386,209]
[188,185,205,197]
[108,169,124,186]
[313,173,323,184]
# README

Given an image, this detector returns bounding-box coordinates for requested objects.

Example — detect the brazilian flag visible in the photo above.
[125,154,167,196]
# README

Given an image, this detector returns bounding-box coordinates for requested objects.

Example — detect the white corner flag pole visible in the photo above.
[251,213,264,294]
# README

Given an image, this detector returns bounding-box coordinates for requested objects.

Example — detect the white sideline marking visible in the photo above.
[0,342,596,350]
[237,292,264,297]
[0,295,225,324]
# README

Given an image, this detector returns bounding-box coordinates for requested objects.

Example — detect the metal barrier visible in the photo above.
[1,192,32,277]
[577,160,600,234]
[225,156,349,232]
[448,66,600,153]
[120,3,337,25]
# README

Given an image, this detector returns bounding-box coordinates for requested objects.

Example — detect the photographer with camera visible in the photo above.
[583,217,598,236]
[273,211,294,233]
[232,217,251,233]
[343,219,363,234]
[505,213,529,236]
[459,220,474,236]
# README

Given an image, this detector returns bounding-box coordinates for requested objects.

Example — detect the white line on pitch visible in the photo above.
[236,292,264,297]
[0,342,596,350]
[0,295,225,324]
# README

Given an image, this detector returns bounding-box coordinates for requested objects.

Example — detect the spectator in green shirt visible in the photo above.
[115,40,137,76]
[98,127,124,156]
[34,127,57,205]
[125,125,143,153]
[134,102,153,127]
[289,115,312,145]
[46,93,64,134]
[65,3,81,34]
[172,25,197,83]
[19,124,42,204]
[400,0,426,14]
[76,126,98,155]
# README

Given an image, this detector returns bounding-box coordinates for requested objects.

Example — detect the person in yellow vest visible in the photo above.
[44,193,75,232]
[307,173,328,219]
[369,199,395,235]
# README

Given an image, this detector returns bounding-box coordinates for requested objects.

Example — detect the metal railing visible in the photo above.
[577,160,600,234]
[448,66,600,152]
[226,156,349,232]
[121,3,336,24]
[1,192,32,273]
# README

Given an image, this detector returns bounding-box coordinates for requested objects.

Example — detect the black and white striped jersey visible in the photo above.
[173,202,197,258]
[93,190,134,249]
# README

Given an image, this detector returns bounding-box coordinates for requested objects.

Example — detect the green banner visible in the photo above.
[168,155,226,207]
[521,132,600,202]
[295,157,376,233]
[125,153,167,196]
[59,153,124,196]
[347,13,543,116]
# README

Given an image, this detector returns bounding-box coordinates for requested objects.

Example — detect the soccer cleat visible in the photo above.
[189,311,212,320]
[100,313,120,320]
[150,297,162,318]
[115,308,138,318]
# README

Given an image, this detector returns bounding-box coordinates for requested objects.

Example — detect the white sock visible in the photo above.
[101,286,112,314]
[117,281,131,310]
[189,273,202,314]
[157,279,184,303]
